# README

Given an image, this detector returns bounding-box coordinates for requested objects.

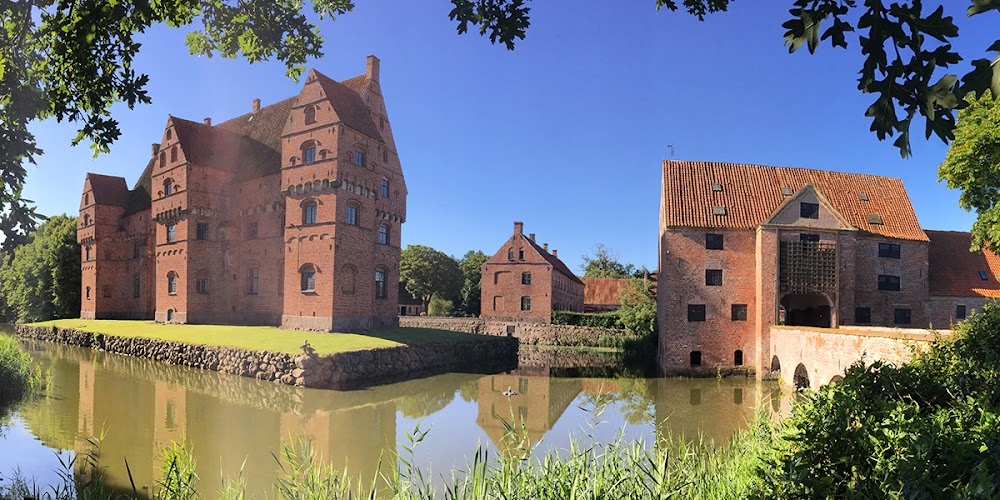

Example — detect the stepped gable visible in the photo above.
[927,230,1000,298]
[525,238,583,285]
[122,158,154,217]
[661,160,928,242]
[86,173,129,206]
[582,278,630,305]
[313,70,382,141]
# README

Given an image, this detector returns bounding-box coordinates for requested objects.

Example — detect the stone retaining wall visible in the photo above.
[16,325,518,390]
[398,316,634,346]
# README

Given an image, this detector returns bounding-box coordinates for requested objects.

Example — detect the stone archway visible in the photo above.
[830,375,844,385]
[781,293,834,328]
[793,363,810,390]
[770,355,781,372]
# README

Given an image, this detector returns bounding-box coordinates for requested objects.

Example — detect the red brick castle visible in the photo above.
[78,55,406,331]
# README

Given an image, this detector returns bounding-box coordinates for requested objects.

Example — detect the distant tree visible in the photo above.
[0,215,80,323]
[457,250,489,316]
[400,245,463,312]
[581,244,636,279]
[617,277,656,338]
[428,296,455,317]
[939,91,1000,252]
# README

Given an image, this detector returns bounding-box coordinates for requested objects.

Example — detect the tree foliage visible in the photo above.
[938,91,1000,252]
[451,0,1000,158]
[617,278,656,338]
[763,302,1000,497]
[399,244,463,310]
[581,244,636,279]
[457,250,488,316]
[0,215,80,323]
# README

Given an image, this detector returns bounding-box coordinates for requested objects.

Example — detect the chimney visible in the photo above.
[151,143,160,157]
[513,221,523,235]
[366,54,380,83]
[552,249,558,257]
[543,243,548,252]
[203,117,212,126]
[529,233,535,242]
[252,98,261,112]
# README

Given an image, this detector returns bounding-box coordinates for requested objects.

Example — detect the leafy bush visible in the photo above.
[763,302,1000,497]
[427,296,454,317]
[617,278,656,338]
[0,335,40,407]
[551,310,624,329]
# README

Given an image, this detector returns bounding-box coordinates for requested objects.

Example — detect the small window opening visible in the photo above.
[690,351,702,367]
[734,350,744,366]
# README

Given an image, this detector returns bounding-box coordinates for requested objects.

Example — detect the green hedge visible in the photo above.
[550,310,624,329]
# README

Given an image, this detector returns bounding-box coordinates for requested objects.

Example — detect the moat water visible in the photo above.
[0,325,783,496]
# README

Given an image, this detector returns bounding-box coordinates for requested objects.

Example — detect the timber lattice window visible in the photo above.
[779,241,838,294]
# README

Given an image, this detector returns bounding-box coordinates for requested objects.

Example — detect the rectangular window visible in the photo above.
[304,147,316,163]
[166,223,176,243]
[167,276,177,295]
[380,179,389,198]
[731,304,747,321]
[706,233,724,250]
[980,271,989,281]
[133,276,140,298]
[878,242,901,259]
[346,205,357,225]
[855,307,871,324]
[196,222,209,240]
[705,269,723,286]
[800,233,820,242]
[878,275,901,291]
[687,304,706,322]
[303,204,317,225]
[354,151,365,166]
[522,272,532,285]
[196,279,208,294]
[957,304,967,320]
[246,221,258,240]
[378,224,388,244]
[301,271,316,292]
[375,270,386,298]
[894,308,911,325]
[247,267,259,295]
[520,296,531,311]
[800,202,820,219]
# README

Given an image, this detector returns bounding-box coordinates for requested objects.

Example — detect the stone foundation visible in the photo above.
[398,316,635,347]
[16,324,518,390]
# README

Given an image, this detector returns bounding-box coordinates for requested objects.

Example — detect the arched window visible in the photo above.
[353,150,365,167]
[167,271,178,295]
[83,214,91,226]
[85,287,91,300]
[85,246,91,261]
[170,146,177,162]
[166,129,172,140]
[84,193,89,205]
[159,152,166,167]
[378,223,389,245]
[302,200,317,225]
[166,223,176,242]
[341,265,356,294]
[304,106,316,125]
[301,141,316,164]
[380,178,389,198]
[246,264,260,295]
[507,248,514,261]
[374,268,387,298]
[300,264,317,292]
[164,179,173,196]
[346,202,358,225]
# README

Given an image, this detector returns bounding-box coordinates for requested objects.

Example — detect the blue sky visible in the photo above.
[26,1,995,272]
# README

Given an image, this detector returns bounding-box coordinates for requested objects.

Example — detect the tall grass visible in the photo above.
[0,334,41,405]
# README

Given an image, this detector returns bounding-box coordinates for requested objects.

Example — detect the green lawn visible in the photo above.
[27,319,486,355]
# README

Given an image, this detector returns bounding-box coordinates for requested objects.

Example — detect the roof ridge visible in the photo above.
[663,159,905,183]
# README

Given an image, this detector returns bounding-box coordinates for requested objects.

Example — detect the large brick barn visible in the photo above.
[78,55,406,332]
[658,160,1000,372]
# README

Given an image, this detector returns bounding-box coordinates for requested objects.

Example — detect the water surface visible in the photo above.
[0,325,782,496]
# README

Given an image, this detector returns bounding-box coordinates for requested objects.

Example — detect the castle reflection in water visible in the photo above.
[11,341,782,495]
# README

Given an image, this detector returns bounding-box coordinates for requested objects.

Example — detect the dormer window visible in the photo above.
[980,271,989,281]
[711,183,722,192]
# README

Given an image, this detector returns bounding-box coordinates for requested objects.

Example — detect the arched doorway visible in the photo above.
[166,309,174,322]
[781,293,834,328]
[770,355,781,372]
[793,363,810,390]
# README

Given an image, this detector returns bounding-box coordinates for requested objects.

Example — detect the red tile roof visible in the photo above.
[927,230,1000,298]
[313,70,382,141]
[525,238,584,285]
[661,161,928,241]
[581,278,630,306]
[86,173,129,206]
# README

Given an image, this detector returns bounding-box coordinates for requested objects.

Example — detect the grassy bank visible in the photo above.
[26,320,488,355]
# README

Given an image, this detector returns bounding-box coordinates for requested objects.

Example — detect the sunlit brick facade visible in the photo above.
[78,55,406,332]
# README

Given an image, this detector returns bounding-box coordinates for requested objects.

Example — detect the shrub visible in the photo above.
[427,296,454,317]
[551,310,624,329]
[763,302,1000,497]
